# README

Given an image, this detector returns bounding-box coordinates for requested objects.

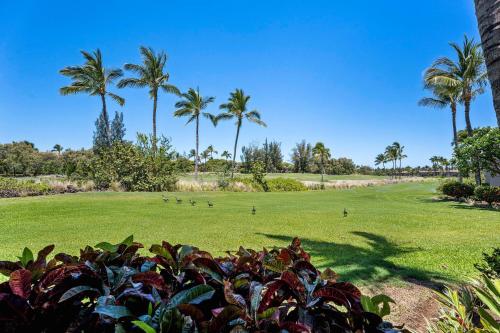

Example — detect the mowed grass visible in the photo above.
[180,172,387,182]
[0,182,498,285]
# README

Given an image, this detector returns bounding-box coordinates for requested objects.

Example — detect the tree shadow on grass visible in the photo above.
[417,197,499,212]
[258,232,451,287]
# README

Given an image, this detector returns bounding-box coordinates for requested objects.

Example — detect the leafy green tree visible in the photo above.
[215,89,266,177]
[292,140,312,173]
[110,111,126,144]
[52,144,63,156]
[60,49,124,144]
[118,47,180,152]
[454,127,500,178]
[173,87,216,179]
[312,142,331,182]
[93,111,110,151]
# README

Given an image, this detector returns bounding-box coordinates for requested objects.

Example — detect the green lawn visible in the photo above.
[0,182,498,285]
[180,172,387,182]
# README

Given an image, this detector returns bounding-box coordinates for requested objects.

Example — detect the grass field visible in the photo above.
[179,172,387,182]
[0,182,498,285]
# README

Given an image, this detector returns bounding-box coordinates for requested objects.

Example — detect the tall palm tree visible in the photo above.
[60,49,124,143]
[374,153,386,169]
[200,149,210,170]
[188,149,196,163]
[173,88,215,179]
[424,36,487,136]
[385,145,398,178]
[118,46,180,152]
[474,0,500,127]
[221,150,231,161]
[419,83,462,148]
[312,142,331,182]
[206,145,217,159]
[52,144,63,156]
[215,89,266,177]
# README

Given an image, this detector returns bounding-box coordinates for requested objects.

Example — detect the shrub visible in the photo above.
[0,237,399,332]
[474,248,500,279]
[0,177,51,197]
[474,185,500,205]
[251,161,268,192]
[267,177,307,192]
[440,180,475,199]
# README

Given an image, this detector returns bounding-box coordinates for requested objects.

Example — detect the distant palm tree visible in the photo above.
[215,89,266,178]
[474,0,500,127]
[312,142,331,182]
[374,153,387,169]
[188,149,197,163]
[173,88,215,179]
[221,150,231,161]
[200,149,210,170]
[206,145,217,159]
[60,49,124,143]
[52,144,63,156]
[419,83,461,148]
[385,144,398,178]
[118,46,180,152]
[424,36,487,136]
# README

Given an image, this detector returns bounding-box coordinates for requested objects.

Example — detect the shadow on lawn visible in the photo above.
[258,231,449,286]
[417,197,499,212]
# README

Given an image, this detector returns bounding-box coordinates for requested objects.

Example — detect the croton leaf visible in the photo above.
[94,304,132,319]
[18,248,34,267]
[169,284,215,307]
[0,261,22,277]
[280,271,305,295]
[192,257,223,283]
[280,321,312,333]
[59,285,100,302]
[133,271,166,290]
[132,320,156,333]
[209,305,243,333]
[0,292,31,321]
[9,269,32,299]
[257,280,286,313]
[224,280,247,308]
[320,268,339,283]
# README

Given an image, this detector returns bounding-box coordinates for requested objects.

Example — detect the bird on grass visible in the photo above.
[176,197,182,204]
[162,196,169,203]
[189,199,196,206]
[343,208,348,217]
[252,206,256,215]
[207,201,213,208]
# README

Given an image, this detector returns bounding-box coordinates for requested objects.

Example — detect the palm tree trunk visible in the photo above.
[100,93,110,144]
[231,120,241,178]
[464,96,482,185]
[474,0,500,127]
[152,91,158,153]
[451,105,463,182]
[194,115,199,179]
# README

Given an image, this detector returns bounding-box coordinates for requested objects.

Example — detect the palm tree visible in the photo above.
[374,153,386,169]
[188,149,197,163]
[384,144,398,178]
[221,150,231,161]
[215,89,266,177]
[419,83,461,148]
[118,46,180,152]
[200,149,210,170]
[173,88,215,179]
[206,145,217,159]
[312,142,331,182]
[474,0,500,127]
[60,49,124,143]
[424,36,487,137]
[52,144,63,156]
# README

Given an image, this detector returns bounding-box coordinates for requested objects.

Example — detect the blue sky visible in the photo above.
[0,0,497,166]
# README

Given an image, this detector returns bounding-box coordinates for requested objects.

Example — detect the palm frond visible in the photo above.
[107,92,125,106]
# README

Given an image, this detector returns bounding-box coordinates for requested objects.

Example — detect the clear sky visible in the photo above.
[0,0,497,166]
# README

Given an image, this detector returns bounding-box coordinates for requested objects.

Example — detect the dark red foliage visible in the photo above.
[0,237,394,332]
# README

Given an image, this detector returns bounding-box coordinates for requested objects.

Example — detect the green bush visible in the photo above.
[267,177,307,192]
[440,180,475,199]
[0,177,51,197]
[474,185,500,205]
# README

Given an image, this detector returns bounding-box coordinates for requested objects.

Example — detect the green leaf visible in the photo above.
[371,294,395,306]
[360,295,376,314]
[59,285,99,302]
[95,242,119,253]
[169,284,215,307]
[477,307,499,331]
[475,288,500,317]
[18,247,34,267]
[94,304,132,319]
[121,235,134,246]
[132,320,156,333]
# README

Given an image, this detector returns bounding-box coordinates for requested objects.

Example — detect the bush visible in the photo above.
[440,180,475,199]
[474,185,500,205]
[0,237,398,332]
[474,248,500,279]
[0,177,51,197]
[267,177,307,192]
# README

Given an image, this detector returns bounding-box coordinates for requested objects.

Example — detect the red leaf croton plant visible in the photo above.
[0,236,401,332]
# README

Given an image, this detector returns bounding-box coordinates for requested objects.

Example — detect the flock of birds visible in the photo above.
[162,195,253,213]
[161,195,349,217]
